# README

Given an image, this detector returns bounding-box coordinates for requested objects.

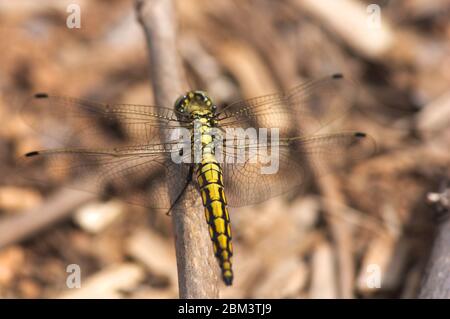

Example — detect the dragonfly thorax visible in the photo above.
[174,90,217,118]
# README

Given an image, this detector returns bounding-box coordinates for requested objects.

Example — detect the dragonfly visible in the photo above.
[20,73,376,286]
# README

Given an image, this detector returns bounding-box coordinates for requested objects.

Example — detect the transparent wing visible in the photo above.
[21,94,188,147]
[220,132,376,207]
[215,74,357,137]
[20,141,196,209]
[19,75,371,209]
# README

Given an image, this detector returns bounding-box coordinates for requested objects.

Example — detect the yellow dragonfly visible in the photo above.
[20,73,376,285]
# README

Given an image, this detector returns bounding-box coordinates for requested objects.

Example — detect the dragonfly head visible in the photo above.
[174,91,217,118]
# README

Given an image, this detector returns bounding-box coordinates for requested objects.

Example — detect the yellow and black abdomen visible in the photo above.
[196,154,234,285]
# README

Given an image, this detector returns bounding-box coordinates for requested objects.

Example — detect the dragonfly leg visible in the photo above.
[166,165,194,216]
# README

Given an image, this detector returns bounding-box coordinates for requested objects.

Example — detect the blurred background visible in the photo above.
[0,0,450,298]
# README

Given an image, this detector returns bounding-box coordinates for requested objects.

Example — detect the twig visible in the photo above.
[59,263,145,299]
[418,182,450,298]
[295,0,394,60]
[135,0,220,298]
[318,175,355,299]
[0,188,95,249]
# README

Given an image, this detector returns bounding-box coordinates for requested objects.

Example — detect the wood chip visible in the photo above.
[126,230,177,284]
[296,0,394,59]
[310,241,337,299]
[18,279,41,298]
[0,187,42,211]
[288,196,320,231]
[252,257,308,298]
[59,263,145,299]
[0,246,25,286]
[73,200,124,234]
[416,90,450,140]
[356,233,410,295]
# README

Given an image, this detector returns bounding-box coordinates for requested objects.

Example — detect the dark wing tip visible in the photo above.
[25,151,40,157]
[34,93,49,99]
[332,73,344,79]
[354,132,366,138]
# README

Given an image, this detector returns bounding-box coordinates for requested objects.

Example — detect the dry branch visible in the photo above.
[318,178,355,299]
[59,263,145,299]
[0,188,95,249]
[135,0,220,298]
[295,0,394,60]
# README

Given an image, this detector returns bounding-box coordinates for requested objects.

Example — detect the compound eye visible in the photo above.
[175,95,186,111]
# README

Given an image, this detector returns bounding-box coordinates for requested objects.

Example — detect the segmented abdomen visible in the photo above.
[197,154,233,285]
